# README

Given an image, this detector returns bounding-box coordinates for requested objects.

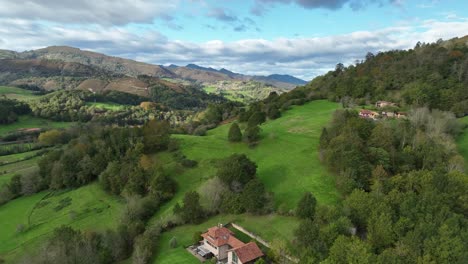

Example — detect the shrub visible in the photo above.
[169,237,178,248]
[181,159,198,168]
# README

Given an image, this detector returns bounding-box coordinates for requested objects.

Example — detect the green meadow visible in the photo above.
[0,116,73,137]
[0,157,40,188]
[0,86,42,101]
[0,183,124,262]
[86,101,127,111]
[152,100,340,263]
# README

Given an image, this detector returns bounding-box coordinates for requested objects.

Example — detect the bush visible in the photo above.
[16,224,25,233]
[169,237,178,248]
[193,126,207,136]
[193,231,203,245]
[181,159,198,168]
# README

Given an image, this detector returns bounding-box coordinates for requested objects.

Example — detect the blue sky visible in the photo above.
[0,0,467,80]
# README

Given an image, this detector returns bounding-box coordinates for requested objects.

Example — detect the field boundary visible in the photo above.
[230,222,299,263]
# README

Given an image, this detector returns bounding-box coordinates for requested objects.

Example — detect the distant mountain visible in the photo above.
[172,63,306,89]
[0,46,307,103]
[6,46,176,78]
[185,64,219,73]
[265,74,308,85]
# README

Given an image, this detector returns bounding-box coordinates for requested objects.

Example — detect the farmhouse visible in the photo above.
[359,109,379,120]
[197,225,264,264]
[375,101,397,108]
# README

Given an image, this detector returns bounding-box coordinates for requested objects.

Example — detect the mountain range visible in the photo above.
[0,46,307,91]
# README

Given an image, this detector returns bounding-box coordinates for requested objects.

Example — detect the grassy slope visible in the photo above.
[86,102,127,111]
[153,100,339,263]
[0,156,40,188]
[457,116,468,165]
[0,149,44,164]
[180,99,339,208]
[0,116,73,136]
[0,86,40,101]
[0,183,124,262]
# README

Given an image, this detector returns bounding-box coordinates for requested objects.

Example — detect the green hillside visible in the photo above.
[0,86,42,101]
[151,100,340,263]
[0,183,124,262]
[0,115,73,137]
[154,100,339,218]
[302,38,468,116]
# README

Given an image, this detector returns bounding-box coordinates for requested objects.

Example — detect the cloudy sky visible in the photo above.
[0,0,467,80]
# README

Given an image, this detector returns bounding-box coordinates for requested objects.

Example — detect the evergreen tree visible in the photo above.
[228,122,242,142]
[244,125,261,143]
[296,192,317,219]
[247,112,266,127]
[241,178,267,213]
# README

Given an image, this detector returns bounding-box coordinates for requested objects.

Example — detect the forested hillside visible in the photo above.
[303,36,468,116]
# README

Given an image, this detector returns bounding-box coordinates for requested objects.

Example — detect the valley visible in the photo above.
[0,33,467,264]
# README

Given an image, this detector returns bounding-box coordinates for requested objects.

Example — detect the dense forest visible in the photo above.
[290,107,468,263]
[300,37,468,116]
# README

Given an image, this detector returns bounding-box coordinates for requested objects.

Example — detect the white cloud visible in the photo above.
[0,0,179,25]
[0,18,467,80]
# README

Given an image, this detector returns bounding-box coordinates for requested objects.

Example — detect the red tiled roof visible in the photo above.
[232,242,264,263]
[201,226,244,248]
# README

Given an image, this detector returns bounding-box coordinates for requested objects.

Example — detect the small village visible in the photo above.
[358,101,407,120]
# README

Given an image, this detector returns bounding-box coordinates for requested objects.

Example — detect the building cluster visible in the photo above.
[359,101,406,120]
[195,224,264,264]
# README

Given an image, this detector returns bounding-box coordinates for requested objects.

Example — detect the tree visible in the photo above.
[217,154,257,192]
[176,191,205,224]
[247,112,266,127]
[267,105,281,119]
[228,123,242,142]
[199,177,229,212]
[241,178,267,213]
[150,167,176,200]
[142,119,170,153]
[323,236,375,264]
[244,125,261,144]
[8,174,22,197]
[296,192,317,220]
[38,130,66,145]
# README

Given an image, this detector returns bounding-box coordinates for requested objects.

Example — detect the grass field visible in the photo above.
[86,102,127,111]
[457,116,468,165]
[0,115,74,136]
[0,183,124,262]
[0,149,44,164]
[0,156,40,188]
[152,100,339,263]
[0,86,42,101]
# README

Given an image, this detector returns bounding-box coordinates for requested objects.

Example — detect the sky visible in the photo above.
[0,0,467,80]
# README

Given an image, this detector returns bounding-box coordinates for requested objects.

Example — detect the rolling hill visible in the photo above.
[0,46,306,90]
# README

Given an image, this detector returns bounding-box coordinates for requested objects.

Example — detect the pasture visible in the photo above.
[0,183,124,262]
[152,100,340,263]
[0,116,73,137]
